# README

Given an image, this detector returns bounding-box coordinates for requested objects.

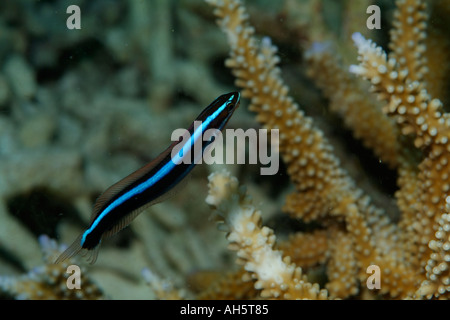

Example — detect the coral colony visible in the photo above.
[200,0,450,299]
[0,0,449,300]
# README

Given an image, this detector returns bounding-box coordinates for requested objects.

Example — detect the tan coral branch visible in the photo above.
[206,170,329,299]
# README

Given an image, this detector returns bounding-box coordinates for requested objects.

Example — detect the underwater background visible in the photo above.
[0,0,449,299]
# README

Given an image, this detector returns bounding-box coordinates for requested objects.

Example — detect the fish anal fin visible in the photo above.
[151,167,192,205]
[101,208,144,240]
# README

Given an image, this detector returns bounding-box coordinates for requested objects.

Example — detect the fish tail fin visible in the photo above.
[84,243,101,265]
[54,234,84,264]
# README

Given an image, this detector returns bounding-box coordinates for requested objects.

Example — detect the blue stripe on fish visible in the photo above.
[55,92,240,264]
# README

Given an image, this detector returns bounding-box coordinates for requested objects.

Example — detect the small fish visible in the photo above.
[55,92,240,264]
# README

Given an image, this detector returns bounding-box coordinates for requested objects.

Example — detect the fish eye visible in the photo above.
[226,92,240,111]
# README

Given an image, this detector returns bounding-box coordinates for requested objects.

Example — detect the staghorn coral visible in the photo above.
[349,2,450,296]
[206,170,329,299]
[304,43,402,169]
[0,235,103,299]
[1,0,449,300]
[205,0,384,298]
[0,0,238,299]
[202,0,450,299]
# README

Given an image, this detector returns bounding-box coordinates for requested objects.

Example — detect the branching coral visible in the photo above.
[349,0,450,297]
[206,170,328,299]
[0,235,103,299]
[203,0,450,299]
[2,0,449,301]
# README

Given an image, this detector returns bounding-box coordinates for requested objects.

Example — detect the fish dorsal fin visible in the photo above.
[90,145,174,223]
[100,169,193,240]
